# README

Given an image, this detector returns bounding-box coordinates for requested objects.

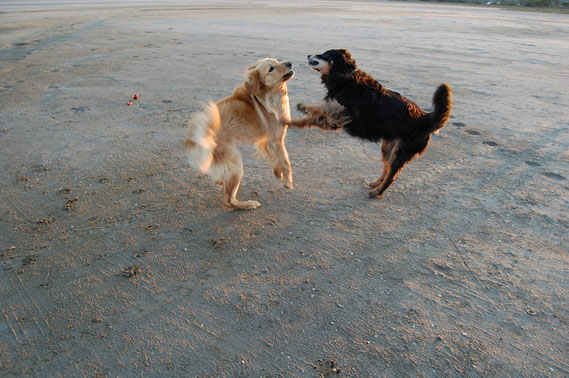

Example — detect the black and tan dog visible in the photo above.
[292,49,453,197]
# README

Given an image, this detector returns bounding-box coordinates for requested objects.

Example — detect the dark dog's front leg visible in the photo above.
[291,102,346,130]
[291,103,325,129]
[296,103,308,114]
[291,100,351,131]
[290,115,327,129]
[290,116,312,128]
[296,102,324,115]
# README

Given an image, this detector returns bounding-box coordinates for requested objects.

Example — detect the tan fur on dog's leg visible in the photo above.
[291,103,324,129]
[369,139,403,197]
[292,101,349,131]
[223,173,260,210]
[367,161,389,189]
[368,139,400,189]
[269,141,293,189]
[369,165,392,197]
[264,127,293,189]
[210,146,260,210]
[297,103,324,115]
[290,116,314,128]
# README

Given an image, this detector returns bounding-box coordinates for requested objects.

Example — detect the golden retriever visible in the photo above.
[185,58,294,210]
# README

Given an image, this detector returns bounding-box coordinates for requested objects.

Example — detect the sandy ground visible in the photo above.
[1,0,568,376]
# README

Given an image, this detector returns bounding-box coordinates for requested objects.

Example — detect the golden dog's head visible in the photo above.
[246,58,294,95]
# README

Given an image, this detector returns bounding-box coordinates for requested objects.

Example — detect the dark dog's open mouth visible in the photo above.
[283,71,294,81]
[308,56,324,72]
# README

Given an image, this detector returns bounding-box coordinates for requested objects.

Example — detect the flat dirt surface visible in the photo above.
[1,1,568,376]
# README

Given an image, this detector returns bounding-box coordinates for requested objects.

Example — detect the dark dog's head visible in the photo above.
[307,49,357,75]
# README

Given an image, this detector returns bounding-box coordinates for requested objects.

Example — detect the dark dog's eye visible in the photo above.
[268,66,274,72]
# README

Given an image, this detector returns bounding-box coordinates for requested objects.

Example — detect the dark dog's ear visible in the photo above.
[246,67,265,95]
[331,49,357,73]
[340,49,353,62]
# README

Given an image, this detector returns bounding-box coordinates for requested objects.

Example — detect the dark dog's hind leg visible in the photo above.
[367,139,399,189]
[367,161,388,189]
[368,153,410,197]
[369,142,423,197]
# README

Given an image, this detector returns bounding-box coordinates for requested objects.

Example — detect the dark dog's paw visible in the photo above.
[315,116,328,128]
[368,189,384,198]
[296,103,307,113]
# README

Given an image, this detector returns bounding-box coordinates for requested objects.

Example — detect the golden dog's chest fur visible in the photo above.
[215,83,290,145]
[185,58,294,210]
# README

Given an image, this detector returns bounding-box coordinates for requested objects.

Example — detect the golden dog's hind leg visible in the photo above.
[223,173,261,210]
[211,146,260,210]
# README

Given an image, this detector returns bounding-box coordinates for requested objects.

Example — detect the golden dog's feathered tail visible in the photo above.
[185,102,221,173]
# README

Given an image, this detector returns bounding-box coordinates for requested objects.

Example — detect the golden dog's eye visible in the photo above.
[268,66,274,72]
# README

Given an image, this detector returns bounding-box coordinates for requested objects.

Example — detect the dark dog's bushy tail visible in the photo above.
[428,84,452,134]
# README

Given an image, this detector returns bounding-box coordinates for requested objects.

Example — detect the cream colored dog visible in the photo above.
[185,58,294,210]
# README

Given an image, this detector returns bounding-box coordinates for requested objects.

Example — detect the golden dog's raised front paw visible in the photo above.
[273,167,293,189]
[273,167,284,180]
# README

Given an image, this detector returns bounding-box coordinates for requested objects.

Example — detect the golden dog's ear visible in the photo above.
[246,67,265,95]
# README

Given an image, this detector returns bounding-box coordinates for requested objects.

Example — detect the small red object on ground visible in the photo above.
[132,94,139,100]
[127,101,133,106]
